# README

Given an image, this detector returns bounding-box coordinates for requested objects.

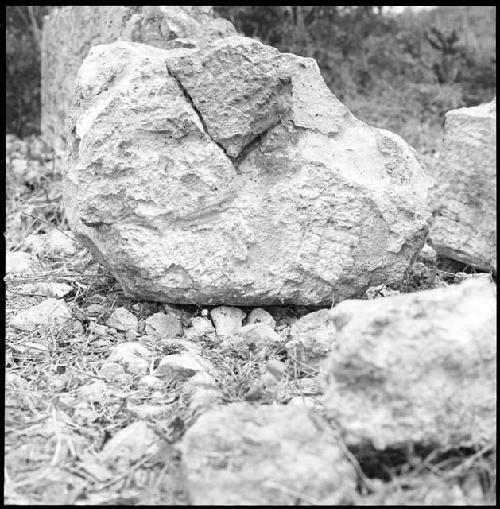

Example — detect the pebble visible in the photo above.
[210,306,245,336]
[107,342,152,375]
[78,380,109,404]
[99,361,126,382]
[138,374,164,389]
[9,298,73,331]
[239,323,284,350]
[155,352,211,382]
[6,250,37,274]
[107,307,138,332]
[185,316,215,339]
[145,311,182,338]
[247,308,276,328]
[100,421,161,467]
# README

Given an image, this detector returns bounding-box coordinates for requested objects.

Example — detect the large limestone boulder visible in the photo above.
[41,5,236,160]
[65,38,431,305]
[179,402,356,504]
[429,98,496,272]
[320,277,497,450]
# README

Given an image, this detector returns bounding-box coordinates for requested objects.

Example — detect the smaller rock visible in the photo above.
[266,359,286,380]
[99,361,126,382]
[107,342,152,375]
[407,261,435,288]
[5,372,29,389]
[285,309,335,369]
[86,304,106,316]
[19,282,73,298]
[88,322,115,338]
[26,230,79,257]
[155,352,212,382]
[100,421,160,467]
[210,306,245,336]
[291,377,321,396]
[128,403,167,419]
[183,371,222,416]
[50,374,70,392]
[6,251,38,275]
[145,311,182,339]
[246,308,276,328]
[10,298,73,331]
[138,375,164,390]
[19,340,52,358]
[418,243,437,264]
[125,329,138,341]
[78,380,109,404]
[166,338,202,356]
[239,323,284,350]
[185,316,215,339]
[107,307,138,332]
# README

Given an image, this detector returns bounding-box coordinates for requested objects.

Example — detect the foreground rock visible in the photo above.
[180,402,356,504]
[64,38,431,306]
[41,5,236,162]
[429,99,496,272]
[321,277,496,450]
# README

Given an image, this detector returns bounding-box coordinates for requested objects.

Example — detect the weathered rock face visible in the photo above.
[429,98,496,272]
[320,278,497,450]
[65,38,431,305]
[180,402,356,504]
[41,5,236,160]
[286,309,336,368]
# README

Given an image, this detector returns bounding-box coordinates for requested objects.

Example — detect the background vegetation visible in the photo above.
[6,5,496,154]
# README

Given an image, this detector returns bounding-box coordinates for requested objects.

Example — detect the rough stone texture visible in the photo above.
[9,298,73,331]
[106,307,138,332]
[180,402,356,504]
[286,309,336,368]
[238,323,284,350]
[18,282,73,299]
[155,352,213,382]
[429,99,496,272]
[26,230,79,257]
[65,38,431,306]
[247,308,276,328]
[100,421,160,467]
[185,316,215,340]
[145,311,183,338]
[107,342,151,375]
[41,5,236,161]
[320,278,497,450]
[182,371,222,417]
[210,306,245,336]
[6,250,40,275]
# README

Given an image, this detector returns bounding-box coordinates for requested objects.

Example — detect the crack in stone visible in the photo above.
[166,63,232,160]
[232,119,282,169]
[165,63,286,172]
